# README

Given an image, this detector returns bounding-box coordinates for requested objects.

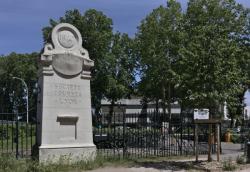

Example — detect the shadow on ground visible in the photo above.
[134,160,207,171]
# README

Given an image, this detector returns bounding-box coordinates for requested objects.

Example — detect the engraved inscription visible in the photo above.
[58,30,76,48]
[45,82,82,105]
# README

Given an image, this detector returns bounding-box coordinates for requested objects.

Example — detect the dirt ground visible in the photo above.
[85,160,250,172]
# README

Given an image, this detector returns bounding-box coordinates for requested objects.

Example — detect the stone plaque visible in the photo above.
[44,82,85,107]
[37,23,95,163]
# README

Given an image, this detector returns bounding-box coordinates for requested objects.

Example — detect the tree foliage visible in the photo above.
[136,0,183,116]
[178,0,249,118]
[104,33,135,103]
[0,53,38,120]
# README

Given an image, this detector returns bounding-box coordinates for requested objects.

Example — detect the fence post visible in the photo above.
[1,113,3,153]
[195,123,198,162]
[208,124,212,162]
[180,117,183,155]
[220,124,222,154]
[123,111,126,158]
[216,123,220,161]
[153,111,156,156]
[26,120,28,156]
[15,111,19,159]
[113,112,116,156]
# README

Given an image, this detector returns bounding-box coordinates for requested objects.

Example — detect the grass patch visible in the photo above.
[0,153,197,172]
[2,153,230,172]
[0,154,136,172]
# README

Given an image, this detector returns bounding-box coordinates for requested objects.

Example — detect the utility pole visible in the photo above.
[12,77,29,123]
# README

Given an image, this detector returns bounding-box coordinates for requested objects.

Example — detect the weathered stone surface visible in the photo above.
[52,54,83,76]
[37,23,95,163]
[39,146,96,163]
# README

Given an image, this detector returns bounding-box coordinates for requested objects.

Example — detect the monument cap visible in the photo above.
[51,23,82,51]
[40,23,94,77]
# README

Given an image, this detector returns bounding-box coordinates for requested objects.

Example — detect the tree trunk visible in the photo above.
[141,97,148,126]
[230,117,236,128]
[162,85,166,118]
[155,99,159,114]
[141,97,148,114]
[168,84,172,123]
[95,98,102,116]
[108,99,115,129]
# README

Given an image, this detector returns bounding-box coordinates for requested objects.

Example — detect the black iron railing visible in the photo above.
[93,112,218,158]
[0,110,219,159]
[0,112,36,158]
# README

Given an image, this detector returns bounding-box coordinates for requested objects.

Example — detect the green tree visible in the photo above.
[136,0,183,120]
[103,33,136,125]
[0,53,38,121]
[178,0,249,119]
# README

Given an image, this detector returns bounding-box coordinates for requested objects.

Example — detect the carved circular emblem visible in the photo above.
[51,23,82,50]
[58,30,76,49]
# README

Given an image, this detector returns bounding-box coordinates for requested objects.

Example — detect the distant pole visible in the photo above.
[216,123,220,161]
[12,77,29,123]
[208,124,212,162]
[195,123,198,162]
[15,110,19,159]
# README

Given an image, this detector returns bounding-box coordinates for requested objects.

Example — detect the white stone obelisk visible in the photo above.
[37,23,96,163]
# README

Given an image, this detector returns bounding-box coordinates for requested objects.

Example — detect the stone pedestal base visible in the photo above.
[39,144,96,163]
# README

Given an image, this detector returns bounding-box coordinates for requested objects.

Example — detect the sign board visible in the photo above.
[194,109,209,120]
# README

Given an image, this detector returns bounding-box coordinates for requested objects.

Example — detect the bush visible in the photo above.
[223,157,237,171]
[231,134,241,143]
[236,155,246,164]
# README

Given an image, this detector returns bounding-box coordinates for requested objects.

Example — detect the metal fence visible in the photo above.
[0,112,36,158]
[93,112,218,158]
[0,81,221,159]
[0,80,37,158]
[0,110,219,159]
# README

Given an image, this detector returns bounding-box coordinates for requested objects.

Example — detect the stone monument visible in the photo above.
[37,23,95,163]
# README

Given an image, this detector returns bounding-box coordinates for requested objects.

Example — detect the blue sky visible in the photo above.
[0,0,250,105]
[0,0,171,55]
[0,0,249,55]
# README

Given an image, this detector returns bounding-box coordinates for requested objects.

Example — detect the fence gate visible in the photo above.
[93,112,215,158]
